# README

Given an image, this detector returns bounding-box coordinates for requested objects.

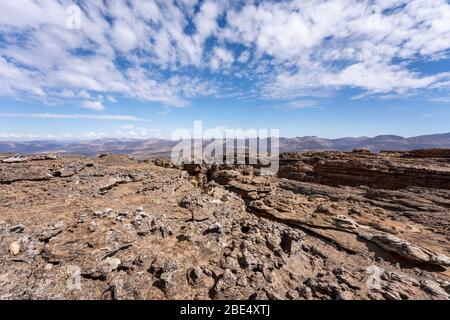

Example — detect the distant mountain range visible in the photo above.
[278,132,450,153]
[0,133,449,157]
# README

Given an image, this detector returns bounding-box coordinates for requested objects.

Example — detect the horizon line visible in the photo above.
[0,132,449,143]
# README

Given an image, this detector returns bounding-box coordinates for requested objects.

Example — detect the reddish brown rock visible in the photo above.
[278,151,450,189]
[0,152,449,300]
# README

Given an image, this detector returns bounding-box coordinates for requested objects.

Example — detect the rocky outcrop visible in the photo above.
[405,149,450,159]
[209,169,450,267]
[359,232,450,267]
[278,151,450,189]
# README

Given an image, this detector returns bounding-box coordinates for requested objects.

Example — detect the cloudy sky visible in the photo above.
[0,0,449,140]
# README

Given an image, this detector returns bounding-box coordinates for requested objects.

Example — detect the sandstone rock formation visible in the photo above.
[0,151,449,300]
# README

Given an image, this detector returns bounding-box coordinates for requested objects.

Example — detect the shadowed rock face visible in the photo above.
[0,152,449,300]
[278,150,450,190]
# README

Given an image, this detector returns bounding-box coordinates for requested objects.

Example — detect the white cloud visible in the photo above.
[261,99,321,111]
[429,96,450,103]
[237,51,250,64]
[111,20,138,52]
[0,0,449,105]
[79,90,92,99]
[0,132,66,140]
[81,100,105,111]
[0,0,218,107]
[194,0,222,43]
[210,47,234,71]
[0,112,147,121]
[223,0,450,99]
[107,95,117,103]
[83,131,108,138]
[283,100,321,110]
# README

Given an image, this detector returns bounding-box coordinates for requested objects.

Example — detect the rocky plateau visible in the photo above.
[0,149,449,300]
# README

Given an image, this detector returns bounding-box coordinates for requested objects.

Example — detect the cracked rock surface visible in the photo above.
[0,152,449,300]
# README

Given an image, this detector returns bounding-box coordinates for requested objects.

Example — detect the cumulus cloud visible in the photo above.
[0,0,449,106]
[111,20,138,52]
[210,47,234,71]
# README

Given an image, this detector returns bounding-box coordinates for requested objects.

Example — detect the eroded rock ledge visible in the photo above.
[278,150,450,189]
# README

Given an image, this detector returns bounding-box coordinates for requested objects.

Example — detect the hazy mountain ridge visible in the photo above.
[0,133,449,156]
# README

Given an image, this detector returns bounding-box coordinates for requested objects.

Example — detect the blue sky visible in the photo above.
[0,0,449,140]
